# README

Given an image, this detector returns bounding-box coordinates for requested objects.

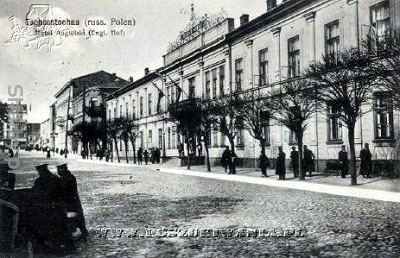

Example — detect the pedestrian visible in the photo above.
[303,145,315,177]
[290,147,299,178]
[155,148,161,163]
[46,147,51,158]
[30,163,73,251]
[0,163,15,191]
[338,145,349,178]
[360,143,373,178]
[197,142,203,156]
[228,150,237,174]
[143,149,149,165]
[276,146,286,180]
[137,147,143,165]
[221,146,230,172]
[57,163,89,240]
[259,152,269,177]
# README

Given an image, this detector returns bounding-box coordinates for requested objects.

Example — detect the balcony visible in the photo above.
[84,105,105,117]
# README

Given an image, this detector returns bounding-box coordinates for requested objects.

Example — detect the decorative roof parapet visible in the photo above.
[167,8,228,53]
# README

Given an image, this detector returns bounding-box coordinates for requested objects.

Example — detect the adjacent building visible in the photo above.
[53,70,128,154]
[26,123,41,149]
[3,102,28,149]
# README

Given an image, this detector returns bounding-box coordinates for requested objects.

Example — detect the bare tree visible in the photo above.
[234,90,271,158]
[107,118,123,163]
[306,47,376,185]
[209,96,243,155]
[268,78,316,180]
[168,98,202,170]
[362,29,400,107]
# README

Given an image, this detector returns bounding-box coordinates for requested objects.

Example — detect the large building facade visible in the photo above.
[106,0,399,173]
[53,71,128,154]
[3,102,28,149]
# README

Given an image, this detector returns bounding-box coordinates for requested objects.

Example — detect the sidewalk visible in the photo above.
[69,155,400,203]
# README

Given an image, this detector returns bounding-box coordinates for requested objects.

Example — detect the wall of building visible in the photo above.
[104,0,399,173]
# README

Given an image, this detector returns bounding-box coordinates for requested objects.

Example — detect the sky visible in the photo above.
[0,0,266,123]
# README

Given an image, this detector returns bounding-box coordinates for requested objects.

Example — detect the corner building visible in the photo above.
[107,0,400,174]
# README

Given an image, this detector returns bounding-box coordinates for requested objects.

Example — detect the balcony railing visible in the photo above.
[84,105,105,117]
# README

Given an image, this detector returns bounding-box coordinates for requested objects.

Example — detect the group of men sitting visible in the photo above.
[0,162,88,253]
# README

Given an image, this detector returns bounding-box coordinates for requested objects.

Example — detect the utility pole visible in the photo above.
[64,82,72,158]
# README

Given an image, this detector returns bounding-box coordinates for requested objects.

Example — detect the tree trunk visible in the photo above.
[348,122,357,185]
[124,140,129,163]
[186,131,191,170]
[205,142,211,172]
[130,135,136,164]
[229,137,235,154]
[114,137,120,163]
[297,131,305,180]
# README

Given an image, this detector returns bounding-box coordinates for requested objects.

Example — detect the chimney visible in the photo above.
[144,67,150,76]
[240,14,249,26]
[129,76,134,82]
[266,0,277,11]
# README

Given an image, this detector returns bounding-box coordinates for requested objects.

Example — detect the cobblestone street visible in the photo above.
[10,152,400,257]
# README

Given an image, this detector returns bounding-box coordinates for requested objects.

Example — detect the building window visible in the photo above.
[288,36,300,78]
[370,1,390,39]
[219,65,225,97]
[188,77,196,99]
[235,58,243,92]
[140,131,143,148]
[212,69,217,99]
[327,102,342,142]
[125,102,129,118]
[260,110,270,145]
[166,86,171,103]
[172,126,177,149]
[132,100,136,120]
[148,93,152,115]
[108,109,111,121]
[119,105,122,118]
[374,92,394,140]
[90,97,98,107]
[158,128,163,149]
[139,97,143,118]
[171,85,176,104]
[167,127,171,149]
[236,117,244,146]
[148,130,152,147]
[325,20,340,62]
[113,107,117,119]
[205,71,211,99]
[213,126,218,147]
[259,48,269,86]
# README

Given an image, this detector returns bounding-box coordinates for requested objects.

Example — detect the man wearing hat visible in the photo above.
[0,163,15,190]
[30,163,73,251]
[57,163,89,239]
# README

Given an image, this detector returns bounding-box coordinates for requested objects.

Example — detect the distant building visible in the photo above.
[53,70,128,154]
[26,123,41,149]
[3,102,28,148]
[40,118,51,150]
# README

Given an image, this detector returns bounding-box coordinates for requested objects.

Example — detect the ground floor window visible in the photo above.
[327,101,342,142]
[374,92,394,140]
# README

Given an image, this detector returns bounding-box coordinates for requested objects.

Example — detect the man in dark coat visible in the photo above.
[303,145,315,176]
[30,163,72,251]
[259,152,269,177]
[276,146,286,180]
[360,143,373,178]
[338,145,349,178]
[137,147,143,165]
[290,147,299,178]
[221,146,230,173]
[57,163,89,239]
[228,150,237,174]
